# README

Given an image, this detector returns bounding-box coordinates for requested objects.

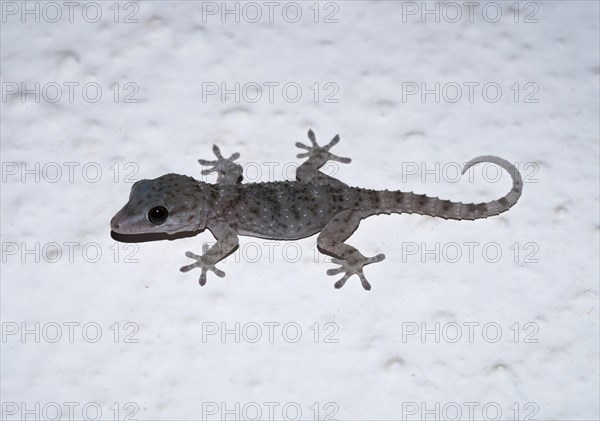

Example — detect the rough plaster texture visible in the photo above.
[1,1,599,420]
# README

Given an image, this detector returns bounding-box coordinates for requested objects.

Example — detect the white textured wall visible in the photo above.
[1,1,598,420]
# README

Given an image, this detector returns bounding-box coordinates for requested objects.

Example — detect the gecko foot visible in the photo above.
[326,253,385,290]
[179,245,226,286]
[198,144,243,184]
[295,129,352,164]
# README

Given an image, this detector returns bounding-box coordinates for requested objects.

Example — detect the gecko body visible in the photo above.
[111,130,522,290]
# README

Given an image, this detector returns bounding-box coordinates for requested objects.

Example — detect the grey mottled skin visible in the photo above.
[111,130,522,290]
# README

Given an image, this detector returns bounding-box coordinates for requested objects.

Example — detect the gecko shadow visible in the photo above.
[110,229,201,243]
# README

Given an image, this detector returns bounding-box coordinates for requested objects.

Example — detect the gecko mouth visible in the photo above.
[110,225,201,243]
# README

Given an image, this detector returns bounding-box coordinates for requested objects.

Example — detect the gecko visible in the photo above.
[110,130,522,290]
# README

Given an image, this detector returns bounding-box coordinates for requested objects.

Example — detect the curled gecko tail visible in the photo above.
[461,155,523,218]
[371,156,523,220]
[419,155,523,220]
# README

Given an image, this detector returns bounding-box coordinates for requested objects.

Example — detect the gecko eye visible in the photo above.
[148,206,169,225]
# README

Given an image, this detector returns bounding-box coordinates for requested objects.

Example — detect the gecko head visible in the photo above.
[111,174,212,235]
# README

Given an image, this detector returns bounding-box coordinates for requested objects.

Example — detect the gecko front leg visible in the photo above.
[317,210,385,290]
[198,144,243,184]
[180,222,239,286]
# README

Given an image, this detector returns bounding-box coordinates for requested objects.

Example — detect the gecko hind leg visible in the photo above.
[295,129,351,164]
[317,210,385,290]
[295,129,351,184]
[327,254,385,290]
[180,244,226,286]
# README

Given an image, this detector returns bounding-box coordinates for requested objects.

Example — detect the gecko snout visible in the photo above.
[110,214,121,232]
[110,208,130,233]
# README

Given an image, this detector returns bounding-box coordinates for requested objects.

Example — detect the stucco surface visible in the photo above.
[1,1,599,420]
